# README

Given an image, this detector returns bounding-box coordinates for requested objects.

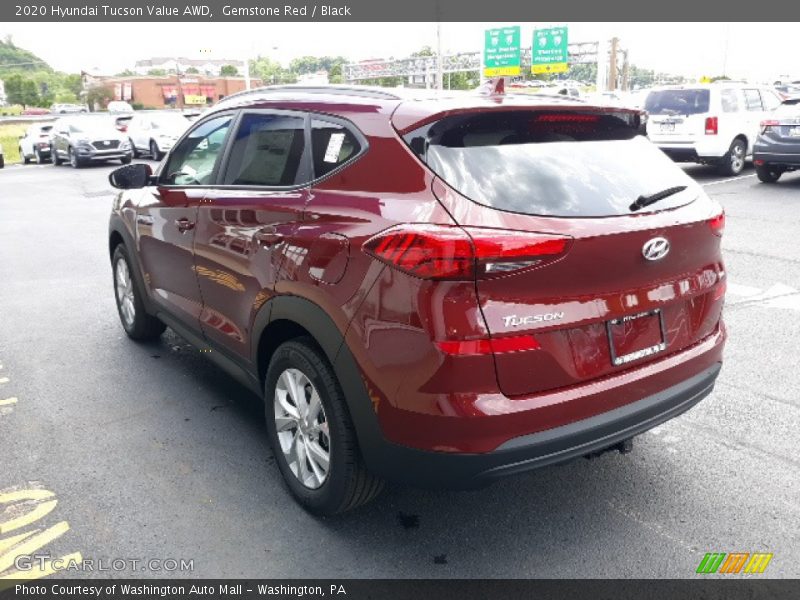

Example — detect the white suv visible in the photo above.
[645,83,783,175]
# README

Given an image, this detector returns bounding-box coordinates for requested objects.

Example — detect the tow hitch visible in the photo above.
[584,437,634,460]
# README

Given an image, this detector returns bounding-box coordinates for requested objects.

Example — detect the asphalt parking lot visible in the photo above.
[0,159,798,579]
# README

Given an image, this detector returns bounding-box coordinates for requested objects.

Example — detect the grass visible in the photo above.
[0,122,34,165]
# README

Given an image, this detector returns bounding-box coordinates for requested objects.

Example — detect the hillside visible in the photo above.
[0,38,51,74]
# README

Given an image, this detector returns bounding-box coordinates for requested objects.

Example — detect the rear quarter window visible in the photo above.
[403,110,697,218]
[645,89,710,116]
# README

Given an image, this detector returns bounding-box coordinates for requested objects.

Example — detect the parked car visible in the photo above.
[19,122,55,163]
[107,84,726,515]
[126,111,191,160]
[645,83,783,175]
[114,114,134,133]
[753,99,800,183]
[21,107,49,116]
[107,101,134,114]
[50,115,132,168]
[50,103,88,114]
[0,142,4,168]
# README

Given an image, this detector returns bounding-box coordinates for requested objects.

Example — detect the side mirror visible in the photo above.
[109,163,153,190]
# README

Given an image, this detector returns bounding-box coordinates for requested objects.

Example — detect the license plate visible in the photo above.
[606,309,667,367]
[660,122,675,132]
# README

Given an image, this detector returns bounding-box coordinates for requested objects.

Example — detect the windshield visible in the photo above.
[645,89,710,116]
[404,110,697,218]
[69,117,115,133]
[152,114,190,130]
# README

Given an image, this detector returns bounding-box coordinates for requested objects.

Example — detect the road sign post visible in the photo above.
[532,26,569,75]
[483,26,521,78]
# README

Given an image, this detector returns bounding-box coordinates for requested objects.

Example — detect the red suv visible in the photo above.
[108,84,726,515]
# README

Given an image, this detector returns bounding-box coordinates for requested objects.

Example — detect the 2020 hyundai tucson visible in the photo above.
[108,84,726,515]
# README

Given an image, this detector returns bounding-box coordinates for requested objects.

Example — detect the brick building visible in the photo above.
[82,73,261,109]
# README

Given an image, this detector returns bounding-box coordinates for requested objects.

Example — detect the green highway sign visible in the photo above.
[532,26,569,74]
[484,26,521,77]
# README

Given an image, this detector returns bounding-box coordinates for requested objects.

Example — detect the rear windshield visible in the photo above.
[645,89,710,116]
[775,102,800,116]
[403,110,697,218]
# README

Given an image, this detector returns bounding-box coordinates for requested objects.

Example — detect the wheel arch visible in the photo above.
[251,295,385,462]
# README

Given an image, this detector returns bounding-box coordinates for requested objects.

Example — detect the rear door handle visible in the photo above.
[254,228,284,247]
[175,218,195,232]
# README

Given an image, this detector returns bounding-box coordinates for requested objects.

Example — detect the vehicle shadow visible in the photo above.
[680,163,754,182]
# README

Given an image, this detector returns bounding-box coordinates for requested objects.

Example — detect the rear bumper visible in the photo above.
[655,144,727,162]
[753,149,800,167]
[367,362,721,489]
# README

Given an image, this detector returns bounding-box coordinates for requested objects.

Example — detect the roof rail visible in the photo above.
[219,84,403,104]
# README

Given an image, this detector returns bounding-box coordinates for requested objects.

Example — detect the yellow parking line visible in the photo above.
[0,490,54,504]
[0,500,57,535]
[0,399,17,407]
[0,521,70,573]
[0,530,36,554]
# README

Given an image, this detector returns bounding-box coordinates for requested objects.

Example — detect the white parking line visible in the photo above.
[702,174,755,187]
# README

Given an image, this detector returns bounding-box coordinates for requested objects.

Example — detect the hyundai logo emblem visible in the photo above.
[642,237,670,261]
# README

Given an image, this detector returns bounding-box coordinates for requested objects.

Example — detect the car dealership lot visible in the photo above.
[0,162,798,578]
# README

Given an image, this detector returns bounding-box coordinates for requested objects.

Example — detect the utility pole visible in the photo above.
[174,58,184,109]
[436,22,443,90]
[609,37,618,91]
[621,49,630,91]
[596,40,607,91]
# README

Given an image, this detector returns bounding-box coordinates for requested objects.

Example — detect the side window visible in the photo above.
[162,114,232,185]
[311,119,362,179]
[761,90,781,111]
[743,89,763,112]
[222,112,307,186]
[720,89,740,113]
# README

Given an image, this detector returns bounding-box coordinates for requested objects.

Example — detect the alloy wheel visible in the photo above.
[114,258,136,328]
[730,142,744,173]
[273,368,331,489]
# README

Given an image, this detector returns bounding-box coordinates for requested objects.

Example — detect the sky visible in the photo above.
[0,22,797,82]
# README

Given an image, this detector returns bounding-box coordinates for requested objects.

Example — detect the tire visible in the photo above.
[130,138,139,159]
[68,147,83,169]
[756,164,782,183]
[0,156,4,169]
[150,139,163,161]
[264,338,384,515]
[35,149,46,164]
[120,155,132,165]
[21,148,31,164]
[719,138,746,176]
[52,146,63,165]
[112,245,166,341]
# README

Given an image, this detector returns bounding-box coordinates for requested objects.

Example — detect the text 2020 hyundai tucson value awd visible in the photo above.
[108,84,726,515]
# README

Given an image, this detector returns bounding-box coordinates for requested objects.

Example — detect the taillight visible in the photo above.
[709,212,725,237]
[760,119,779,134]
[705,116,718,135]
[436,334,540,356]
[362,224,571,280]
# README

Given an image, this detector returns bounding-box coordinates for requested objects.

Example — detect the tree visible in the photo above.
[250,56,295,84]
[86,86,114,111]
[220,64,239,76]
[185,66,199,74]
[147,69,167,76]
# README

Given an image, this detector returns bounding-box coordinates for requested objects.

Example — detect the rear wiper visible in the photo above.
[629,186,687,212]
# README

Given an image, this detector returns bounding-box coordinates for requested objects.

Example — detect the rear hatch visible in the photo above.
[759,101,800,146]
[398,103,725,397]
[645,88,710,144]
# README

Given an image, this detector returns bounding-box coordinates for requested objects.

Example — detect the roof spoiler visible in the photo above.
[475,78,505,97]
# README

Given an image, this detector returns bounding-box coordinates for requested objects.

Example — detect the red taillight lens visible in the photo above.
[436,335,540,356]
[760,119,779,134]
[705,116,718,135]
[362,225,571,280]
[709,212,725,237]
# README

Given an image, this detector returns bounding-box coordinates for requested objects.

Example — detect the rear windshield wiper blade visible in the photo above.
[629,185,687,212]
